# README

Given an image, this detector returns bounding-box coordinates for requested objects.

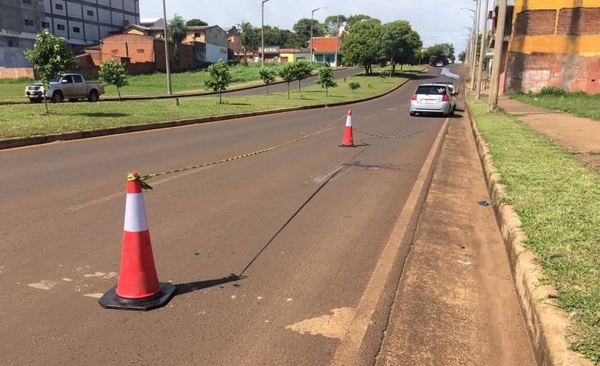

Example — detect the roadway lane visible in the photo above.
[1,67,447,365]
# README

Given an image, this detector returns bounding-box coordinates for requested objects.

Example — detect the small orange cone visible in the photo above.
[339,110,355,147]
[99,172,176,311]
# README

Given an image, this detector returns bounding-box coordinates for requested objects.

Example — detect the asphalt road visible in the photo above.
[0,66,536,366]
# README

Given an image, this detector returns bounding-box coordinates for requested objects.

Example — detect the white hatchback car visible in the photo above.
[409,82,458,117]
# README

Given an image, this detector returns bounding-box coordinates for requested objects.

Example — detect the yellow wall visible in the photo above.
[510,0,600,55]
[279,52,295,62]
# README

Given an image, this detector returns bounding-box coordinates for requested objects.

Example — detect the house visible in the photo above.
[308,36,342,66]
[279,48,310,63]
[492,0,600,94]
[183,25,229,64]
[100,32,194,73]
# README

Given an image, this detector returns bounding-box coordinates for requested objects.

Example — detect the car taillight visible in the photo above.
[442,94,450,101]
[410,94,417,100]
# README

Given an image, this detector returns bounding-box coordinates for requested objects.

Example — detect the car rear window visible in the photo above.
[415,85,447,95]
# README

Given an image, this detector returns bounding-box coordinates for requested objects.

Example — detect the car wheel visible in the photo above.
[88,90,99,102]
[449,107,455,116]
[409,111,416,116]
[51,91,63,103]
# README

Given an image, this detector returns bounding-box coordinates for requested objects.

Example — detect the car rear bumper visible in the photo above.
[410,101,451,114]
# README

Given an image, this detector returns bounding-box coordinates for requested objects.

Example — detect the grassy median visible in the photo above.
[467,96,600,363]
[0,67,421,139]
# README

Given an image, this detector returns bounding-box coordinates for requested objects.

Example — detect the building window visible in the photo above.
[41,21,50,28]
[24,19,34,26]
[8,40,18,47]
[57,24,65,31]
[73,27,80,33]
[194,32,200,38]
[55,3,63,10]
[87,10,94,16]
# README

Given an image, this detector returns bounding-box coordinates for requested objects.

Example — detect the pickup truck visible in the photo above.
[25,73,105,103]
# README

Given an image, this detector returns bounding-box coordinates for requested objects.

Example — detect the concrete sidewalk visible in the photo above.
[497,94,600,171]
[468,93,598,366]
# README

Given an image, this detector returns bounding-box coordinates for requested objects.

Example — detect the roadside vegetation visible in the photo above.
[467,96,600,363]
[510,87,600,121]
[0,67,421,139]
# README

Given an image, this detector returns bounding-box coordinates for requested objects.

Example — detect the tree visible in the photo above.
[23,29,77,114]
[279,64,296,99]
[204,60,232,104]
[324,15,347,36]
[238,20,255,64]
[168,14,187,62]
[292,18,325,48]
[259,67,276,94]
[315,65,337,97]
[186,19,207,26]
[381,20,422,74]
[293,60,312,91]
[340,19,383,75]
[98,59,128,101]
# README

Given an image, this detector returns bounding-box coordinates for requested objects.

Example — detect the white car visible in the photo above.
[409,82,458,117]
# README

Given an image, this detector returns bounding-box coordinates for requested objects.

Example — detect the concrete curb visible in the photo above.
[466,104,593,366]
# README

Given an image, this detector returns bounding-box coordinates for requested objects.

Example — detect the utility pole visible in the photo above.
[162,0,172,95]
[476,0,490,99]
[261,0,270,67]
[488,0,507,111]
[310,7,327,63]
[470,0,481,91]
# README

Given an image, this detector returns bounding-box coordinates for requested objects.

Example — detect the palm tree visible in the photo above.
[168,14,187,62]
[238,20,255,64]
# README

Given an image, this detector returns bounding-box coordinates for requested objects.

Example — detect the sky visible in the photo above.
[140,0,493,52]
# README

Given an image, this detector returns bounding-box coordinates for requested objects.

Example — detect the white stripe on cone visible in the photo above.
[124,192,148,232]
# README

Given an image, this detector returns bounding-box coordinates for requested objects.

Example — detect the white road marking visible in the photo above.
[313,166,344,184]
[286,307,355,339]
[67,166,215,211]
[28,280,57,290]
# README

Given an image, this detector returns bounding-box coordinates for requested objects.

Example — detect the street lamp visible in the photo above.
[310,6,327,63]
[261,0,270,67]
[460,8,476,68]
[470,0,482,90]
[475,0,490,99]
[162,0,172,95]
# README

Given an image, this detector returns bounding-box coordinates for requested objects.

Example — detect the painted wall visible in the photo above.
[506,1,600,94]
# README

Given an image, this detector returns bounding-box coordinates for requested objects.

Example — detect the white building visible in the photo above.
[0,0,139,69]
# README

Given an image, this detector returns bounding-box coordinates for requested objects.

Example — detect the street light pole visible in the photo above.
[261,0,269,67]
[488,0,508,111]
[162,0,172,95]
[470,0,481,90]
[476,0,490,99]
[310,6,327,63]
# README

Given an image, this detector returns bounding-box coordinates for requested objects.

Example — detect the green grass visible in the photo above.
[0,68,419,139]
[468,96,600,363]
[510,91,600,121]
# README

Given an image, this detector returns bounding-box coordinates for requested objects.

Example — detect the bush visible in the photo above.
[540,86,567,96]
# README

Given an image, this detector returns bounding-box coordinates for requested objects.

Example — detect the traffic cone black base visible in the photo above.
[99,282,176,311]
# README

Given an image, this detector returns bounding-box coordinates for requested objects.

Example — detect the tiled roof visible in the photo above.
[310,37,341,53]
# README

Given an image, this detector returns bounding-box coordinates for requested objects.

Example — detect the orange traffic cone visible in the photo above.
[99,172,176,311]
[339,110,355,147]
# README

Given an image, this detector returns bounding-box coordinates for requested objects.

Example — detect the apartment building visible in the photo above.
[0,0,139,73]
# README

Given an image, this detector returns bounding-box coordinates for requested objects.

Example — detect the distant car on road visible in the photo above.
[409,82,458,117]
[25,73,104,103]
